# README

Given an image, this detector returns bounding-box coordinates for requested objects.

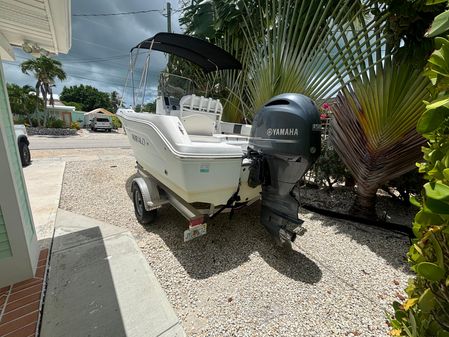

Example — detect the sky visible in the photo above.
[3,0,183,106]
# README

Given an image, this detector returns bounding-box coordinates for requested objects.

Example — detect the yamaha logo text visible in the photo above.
[266,128,299,137]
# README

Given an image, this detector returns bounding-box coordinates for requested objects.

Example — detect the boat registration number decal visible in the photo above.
[131,133,146,146]
[200,164,210,173]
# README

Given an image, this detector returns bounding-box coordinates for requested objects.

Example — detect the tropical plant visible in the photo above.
[312,146,350,189]
[388,34,449,336]
[20,56,66,127]
[331,54,431,217]
[7,84,43,125]
[70,121,80,130]
[47,118,64,129]
[175,0,258,121]
[180,0,391,122]
[238,0,384,114]
[371,0,446,65]
[111,116,122,129]
[180,0,262,41]
[60,85,113,112]
[134,101,156,113]
[110,91,121,113]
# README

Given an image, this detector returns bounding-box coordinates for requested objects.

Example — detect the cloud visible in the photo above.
[3,0,183,105]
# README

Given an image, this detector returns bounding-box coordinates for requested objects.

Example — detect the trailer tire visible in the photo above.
[19,141,31,167]
[132,182,157,225]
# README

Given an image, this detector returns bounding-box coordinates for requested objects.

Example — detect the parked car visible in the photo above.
[90,117,112,132]
[14,125,31,167]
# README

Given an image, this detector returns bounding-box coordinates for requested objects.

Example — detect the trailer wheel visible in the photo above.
[132,182,157,225]
[19,141,31,167]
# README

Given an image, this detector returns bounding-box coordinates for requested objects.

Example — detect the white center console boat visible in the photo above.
[117,33,321,245]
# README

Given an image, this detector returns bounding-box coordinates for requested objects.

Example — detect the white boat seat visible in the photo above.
[181,114,216,136]
[179,94,223,135]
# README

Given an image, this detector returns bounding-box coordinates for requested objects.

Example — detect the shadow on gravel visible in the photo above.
[299,187,411,270]
[305,210,410,270]
[125,175,322,284]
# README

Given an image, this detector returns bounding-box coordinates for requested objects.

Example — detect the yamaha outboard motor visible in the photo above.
[248,93,321,244]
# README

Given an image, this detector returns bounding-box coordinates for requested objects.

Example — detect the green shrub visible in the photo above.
[30,117,39,127]
[312,145,350,188]
[13,115,26,125]
[70,121,80,130]
[111,116,121,129]
[48,119,64,129]
[388,36,449,337]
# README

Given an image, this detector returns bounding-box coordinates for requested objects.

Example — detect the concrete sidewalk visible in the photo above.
[23,161,65,248]
[40,209,185,337]
[23,158,185,336]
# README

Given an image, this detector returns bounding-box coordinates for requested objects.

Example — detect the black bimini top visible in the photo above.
[131,33,242,73]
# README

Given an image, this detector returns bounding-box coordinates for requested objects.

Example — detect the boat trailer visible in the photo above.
[131,163,251,242]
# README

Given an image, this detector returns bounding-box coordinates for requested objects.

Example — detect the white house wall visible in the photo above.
[0,0,71,60]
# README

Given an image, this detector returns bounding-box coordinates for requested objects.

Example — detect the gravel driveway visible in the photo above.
[59,158,411,337]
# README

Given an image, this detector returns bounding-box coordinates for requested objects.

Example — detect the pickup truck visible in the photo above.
[14,125,31,166]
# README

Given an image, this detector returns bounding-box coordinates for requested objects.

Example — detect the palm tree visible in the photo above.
[239,0,388,114]
[177,0,387,122]
[7,84,42,126]
[331,55,431,218]
[20,56,66,127]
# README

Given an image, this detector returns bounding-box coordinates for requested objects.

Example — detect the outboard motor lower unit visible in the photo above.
[248,93,321,244]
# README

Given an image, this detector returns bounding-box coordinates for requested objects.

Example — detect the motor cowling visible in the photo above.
[248,93,321,243]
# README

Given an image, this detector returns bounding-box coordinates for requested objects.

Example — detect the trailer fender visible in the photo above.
[132,176,163,211]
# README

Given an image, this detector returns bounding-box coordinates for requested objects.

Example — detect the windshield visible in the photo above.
[158,72,193,98]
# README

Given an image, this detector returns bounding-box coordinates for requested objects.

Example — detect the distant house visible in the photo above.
[46,99,76,127]
[31,97,76,127]
[84,108,114,127]
[71,111,86,127]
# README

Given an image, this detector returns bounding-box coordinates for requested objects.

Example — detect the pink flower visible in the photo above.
[322,103,330,110]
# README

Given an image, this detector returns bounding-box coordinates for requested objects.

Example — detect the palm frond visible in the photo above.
[331,55,431,200]
[235,0,388,115]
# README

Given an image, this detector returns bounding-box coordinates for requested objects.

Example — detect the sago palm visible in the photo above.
[21,56,66,127]
[331,55,432,217]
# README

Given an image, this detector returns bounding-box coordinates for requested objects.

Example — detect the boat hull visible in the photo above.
[118,110,245,205]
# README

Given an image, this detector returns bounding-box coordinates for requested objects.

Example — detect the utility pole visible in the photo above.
[166,2,172,33]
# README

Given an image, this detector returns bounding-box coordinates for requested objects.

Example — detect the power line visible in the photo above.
[72,38,124,53]
[73,9,164,17]
[3,54,129,66]
[60,55,129,64]
[64,73,127,87]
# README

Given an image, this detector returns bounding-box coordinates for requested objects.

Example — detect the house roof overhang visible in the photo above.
[0,0,71,61]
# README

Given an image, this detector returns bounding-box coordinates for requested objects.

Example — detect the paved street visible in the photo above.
[29,129,131,150]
